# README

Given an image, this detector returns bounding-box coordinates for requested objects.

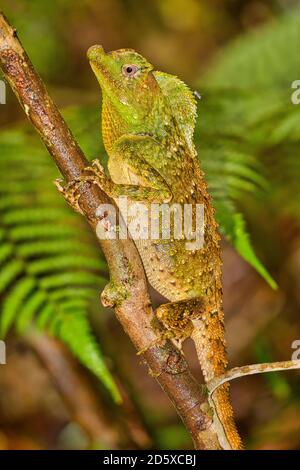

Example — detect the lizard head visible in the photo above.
[87,45,160,126]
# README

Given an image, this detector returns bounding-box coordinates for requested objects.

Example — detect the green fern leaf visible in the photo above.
[0,128,121,403]
[204,9,300,90]
[214,199,277,289]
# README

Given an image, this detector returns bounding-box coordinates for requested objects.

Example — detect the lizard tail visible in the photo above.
[191,320,243,450]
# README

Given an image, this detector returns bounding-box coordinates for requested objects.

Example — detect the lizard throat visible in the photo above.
[101,97,129,154]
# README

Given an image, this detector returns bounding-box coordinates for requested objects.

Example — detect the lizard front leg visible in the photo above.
[55,134,172,212]
[55,175,100,215]
[106,134,172,202]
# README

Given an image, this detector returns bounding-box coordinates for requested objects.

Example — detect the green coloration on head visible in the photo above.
[87,45,161,128]
[87,45,198,151]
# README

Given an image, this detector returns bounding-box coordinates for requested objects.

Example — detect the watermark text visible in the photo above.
[0,79,6,104]
[0,340,6,364]
[291,80,300,105]
[95,197,205,251]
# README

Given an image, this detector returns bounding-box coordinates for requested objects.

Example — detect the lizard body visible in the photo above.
[63,45,242,449]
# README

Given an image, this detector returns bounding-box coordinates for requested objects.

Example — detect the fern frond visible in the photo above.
[214,199,277,289]
[204,9,300,90]
[196,119,275,286]
[0,129,121,403]
[193,8,300,285]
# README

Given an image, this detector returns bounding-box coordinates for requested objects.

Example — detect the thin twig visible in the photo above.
[0,12,221,449]
[207,360,300,395]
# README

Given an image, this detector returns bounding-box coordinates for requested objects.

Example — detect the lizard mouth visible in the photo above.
[87,44,123,107]
[87,45,112,89]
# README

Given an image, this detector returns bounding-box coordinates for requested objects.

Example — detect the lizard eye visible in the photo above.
[122,64,139,77]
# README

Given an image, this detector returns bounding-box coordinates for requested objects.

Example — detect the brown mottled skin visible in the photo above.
[59,45,242,449]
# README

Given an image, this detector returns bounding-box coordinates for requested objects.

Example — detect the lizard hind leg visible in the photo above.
[137,299,203,356]
[156,298,206,350]
[156,297,227,376]
[157,299,242,449]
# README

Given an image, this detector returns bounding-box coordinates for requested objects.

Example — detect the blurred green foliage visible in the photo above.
[0,125,120,402]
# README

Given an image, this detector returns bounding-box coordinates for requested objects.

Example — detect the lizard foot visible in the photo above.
[85,158,105,179]
[54,159,110,214]
[55,177,87,215]
[137,307,189,356]
[156,299,200,344]
[136,330,174,356]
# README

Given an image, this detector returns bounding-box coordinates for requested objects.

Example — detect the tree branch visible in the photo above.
[207,360,300,396]
[0,12,221,449]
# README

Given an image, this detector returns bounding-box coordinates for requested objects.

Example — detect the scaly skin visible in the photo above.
[70,45,242,449]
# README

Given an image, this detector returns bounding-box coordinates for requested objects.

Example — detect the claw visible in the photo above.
[86,159,105,178]
[54,177,85,215]
[54,159,108,215]
[54,178,65,192]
